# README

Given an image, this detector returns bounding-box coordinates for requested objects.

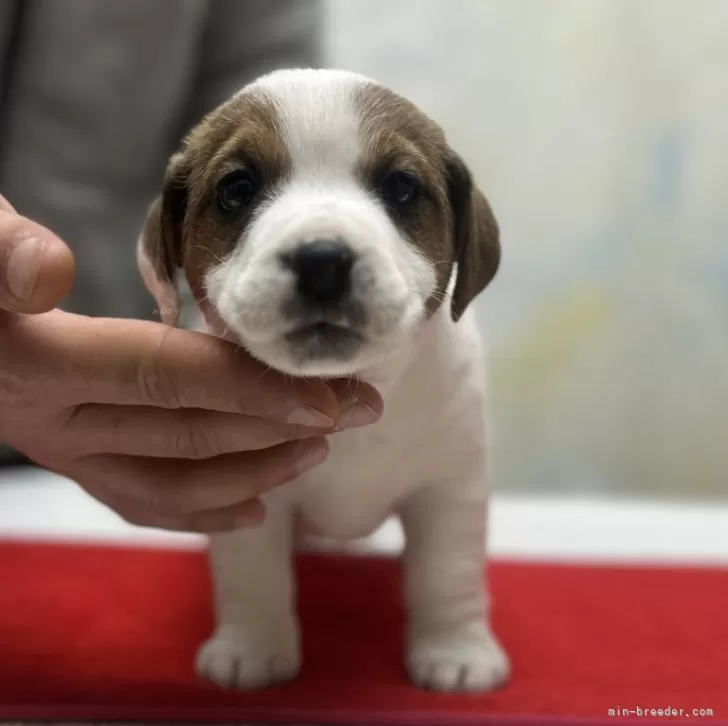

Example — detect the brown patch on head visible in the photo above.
[139,88,290,304]
[352,82,500,320]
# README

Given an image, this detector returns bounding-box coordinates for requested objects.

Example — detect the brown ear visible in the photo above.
[137,154,188,326]
[445,150,501,321]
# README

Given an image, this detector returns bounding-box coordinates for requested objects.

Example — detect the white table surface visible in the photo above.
[1,465,727,564]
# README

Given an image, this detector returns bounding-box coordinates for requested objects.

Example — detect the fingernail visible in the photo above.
[6,235,42,301]
[291,438,328,476]
[288,406,335,428]
[337,400,381,429]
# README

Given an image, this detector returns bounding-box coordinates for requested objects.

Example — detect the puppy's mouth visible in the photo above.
[283,320,365,362]
[285,321,364,347]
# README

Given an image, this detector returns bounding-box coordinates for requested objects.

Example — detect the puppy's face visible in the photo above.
[139,69,500,377]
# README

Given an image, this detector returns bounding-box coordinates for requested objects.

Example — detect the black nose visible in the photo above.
[288,239,355,305]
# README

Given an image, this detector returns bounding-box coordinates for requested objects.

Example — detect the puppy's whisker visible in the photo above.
[194,291,237,343]
[190,244,226,265]
[255,363,273,381]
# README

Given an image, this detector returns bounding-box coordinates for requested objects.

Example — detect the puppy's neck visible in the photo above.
[355,304,450,396]
[355,344,417,395]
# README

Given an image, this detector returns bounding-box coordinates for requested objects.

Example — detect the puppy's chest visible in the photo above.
[291,407,431,540]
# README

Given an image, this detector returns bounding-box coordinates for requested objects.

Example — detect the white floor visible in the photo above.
[0,465,727,564]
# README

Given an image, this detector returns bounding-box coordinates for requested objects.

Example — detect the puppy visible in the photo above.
[138,69,509,693]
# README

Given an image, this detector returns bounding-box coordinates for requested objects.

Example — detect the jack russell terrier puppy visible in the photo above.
[138,68,509,693]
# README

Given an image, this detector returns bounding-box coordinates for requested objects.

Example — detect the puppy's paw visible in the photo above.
[196,622,300,690]
[407,620,510,692]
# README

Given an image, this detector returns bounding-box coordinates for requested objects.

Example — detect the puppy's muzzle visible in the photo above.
[283,238,355,307]
[278,237,369,362]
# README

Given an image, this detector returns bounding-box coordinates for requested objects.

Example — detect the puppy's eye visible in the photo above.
[381,171,421,207]
[217,171,258,212]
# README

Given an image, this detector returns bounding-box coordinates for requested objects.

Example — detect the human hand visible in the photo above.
[0,195,382,532]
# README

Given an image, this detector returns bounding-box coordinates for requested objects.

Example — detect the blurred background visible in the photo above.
[326,0,728,502]
[1,0,726,503]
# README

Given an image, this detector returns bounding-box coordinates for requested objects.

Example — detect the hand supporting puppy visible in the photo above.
[0,194,382,532]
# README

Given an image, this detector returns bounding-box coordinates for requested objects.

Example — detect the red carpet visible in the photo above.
[0,540,726,725]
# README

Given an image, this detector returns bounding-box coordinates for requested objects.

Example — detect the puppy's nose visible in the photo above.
[289,239,355,305]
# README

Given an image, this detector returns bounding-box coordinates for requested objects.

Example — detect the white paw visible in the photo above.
[407,621,510,692]
[196,622,301,690]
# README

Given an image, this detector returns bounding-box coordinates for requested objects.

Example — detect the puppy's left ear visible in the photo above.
[445,150,501,321]
[137,153,189,326]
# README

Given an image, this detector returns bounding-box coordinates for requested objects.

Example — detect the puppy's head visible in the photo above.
[139,69,500,377]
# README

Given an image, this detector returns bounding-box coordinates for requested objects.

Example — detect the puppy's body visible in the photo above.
[139,69,509,693]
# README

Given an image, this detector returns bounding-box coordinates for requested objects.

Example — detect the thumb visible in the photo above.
[0,196,75,313]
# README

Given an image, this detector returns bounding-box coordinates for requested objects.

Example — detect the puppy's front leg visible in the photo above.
[400,482,509,692]
[196,494,299,690]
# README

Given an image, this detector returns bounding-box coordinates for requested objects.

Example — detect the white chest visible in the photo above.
[290,408,426,540]
[277,308,488,541]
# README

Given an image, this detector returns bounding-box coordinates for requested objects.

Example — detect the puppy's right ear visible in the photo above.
[137,154,188,326]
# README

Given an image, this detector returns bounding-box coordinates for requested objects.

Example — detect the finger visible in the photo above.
[8,311,340,424]
[88,487,267,533]
[183,498,266,532]
[60,403,331,458]
[123,498,267,533]
[327,378,384,429]
[0,194,15,213]
[6,309,383,430]
[0,209,75,313]
[75,437,328,518]
[54,314,381,427]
